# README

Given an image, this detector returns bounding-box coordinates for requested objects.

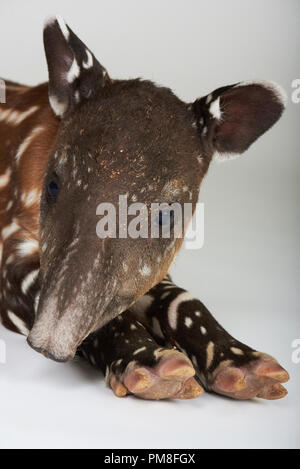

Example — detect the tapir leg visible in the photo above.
[129,276,289,400]
[78,310,203,400]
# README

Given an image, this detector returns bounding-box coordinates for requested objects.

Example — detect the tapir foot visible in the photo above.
[135,278,290,402]
[108,348,204,400]
[208,352,289,400]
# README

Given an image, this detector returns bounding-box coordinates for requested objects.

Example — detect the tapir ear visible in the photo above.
[192,81,286,160]
[43,15,110,117]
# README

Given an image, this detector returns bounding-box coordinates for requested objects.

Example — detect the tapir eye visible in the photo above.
[157,207,175,227]
[47,180,60,202]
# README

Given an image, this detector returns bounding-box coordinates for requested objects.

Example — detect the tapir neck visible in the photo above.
[0,80,59,242]
[0,80,59,332]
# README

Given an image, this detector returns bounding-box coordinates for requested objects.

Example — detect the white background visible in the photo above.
[0,0,299,449]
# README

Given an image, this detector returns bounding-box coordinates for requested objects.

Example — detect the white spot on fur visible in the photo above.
[167,291,195,330]
[133,346,146,355]
[0,167,12,189]
[0,109,13,123]
[5,254,14,264]
[67,58,80,83]
[17,239,39,257]
[49,95,67,117]
[200,326,207,335]
[15,127,44,163]
[209,97,222,120]
[0,106,39,126]
[7,310,29,336]
[1,221,19,240]
[139,264,151,276]
[231,347,244,356]
[74,90,80,103]
[15,106,39,125]
[34,293,40,312]
[23,189,40,207]
[82,49,93,69]
[184,317,193,328]
[3,200,13,211]
[206,341,214,369]
[160,291,170,300]
[130,324,137,330]
[195,311,201,317]
[21,269,39,294]
[213,151,240,162]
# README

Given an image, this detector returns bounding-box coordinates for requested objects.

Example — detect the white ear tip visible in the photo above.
[235,80,287,108]
[55,14,66,26]
[43,15,57,28]
[264,80,287,108]
[55,14,70,40]
[44,14,70,40]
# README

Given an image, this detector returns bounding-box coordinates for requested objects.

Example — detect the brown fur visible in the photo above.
[0,18,285,363]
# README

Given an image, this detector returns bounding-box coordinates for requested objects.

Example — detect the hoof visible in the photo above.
[110,349,204,400]
[211,353,289,400]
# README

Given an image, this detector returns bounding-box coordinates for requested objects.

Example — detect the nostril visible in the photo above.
[27,336,38,352]
[27,337,49,357]
[26,337,71,362]
[40,348,52,359]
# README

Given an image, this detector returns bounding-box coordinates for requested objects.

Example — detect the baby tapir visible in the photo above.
[0,16,289,400]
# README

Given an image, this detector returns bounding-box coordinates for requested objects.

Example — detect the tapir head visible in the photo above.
[28,16,286,361]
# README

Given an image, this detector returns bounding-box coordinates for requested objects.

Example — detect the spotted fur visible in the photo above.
[0,18,289,400]
[130,276,260,389]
